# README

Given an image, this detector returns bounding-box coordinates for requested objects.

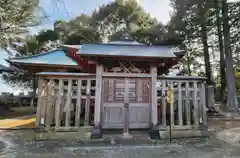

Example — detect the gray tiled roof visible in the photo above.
[7,49,78,66]
[76,42,185,58]
[0,64,12,72]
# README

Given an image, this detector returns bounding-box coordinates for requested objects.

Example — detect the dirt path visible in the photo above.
[208,119,240,146]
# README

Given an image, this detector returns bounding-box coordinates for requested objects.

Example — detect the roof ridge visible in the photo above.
[82,43,179,48]
[9,48,63,60]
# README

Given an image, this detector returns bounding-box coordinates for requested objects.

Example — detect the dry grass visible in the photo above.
[0,117,36,128]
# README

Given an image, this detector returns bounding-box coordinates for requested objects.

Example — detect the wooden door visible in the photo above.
[128,78,151,129]
[102,78,151,129]
[102,78,125,128]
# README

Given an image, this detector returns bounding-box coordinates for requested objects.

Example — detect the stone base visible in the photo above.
[159,129,209,139]
[91,125,102,139]
[121,132,133,139]
[35,125,45,133]
[148,125,160,140]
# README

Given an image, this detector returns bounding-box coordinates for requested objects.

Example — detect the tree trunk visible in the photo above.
[215,0,226,103]
[200,23,212,85]
[186,54,192,75]
[222,0,239,109]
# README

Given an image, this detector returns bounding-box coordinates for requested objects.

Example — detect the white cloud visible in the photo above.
[140,0,172,24]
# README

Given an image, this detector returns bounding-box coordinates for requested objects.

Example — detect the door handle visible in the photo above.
[124,103,129,107]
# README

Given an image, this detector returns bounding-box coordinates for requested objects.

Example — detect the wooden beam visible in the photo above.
[102,72,151,78]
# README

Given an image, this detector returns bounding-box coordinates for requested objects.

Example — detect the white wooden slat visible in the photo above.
[178,81,183,126]
[201,83,207,125]
[84,80,91,126]
[46,79,54,130]
[36,78,44,127]
[40,80,48,126]
[170,81,174,127]
[185,82,191,126]
[55,79,63,129]
[193,82,198,126]
[75,80,82,127]
[65,79,72,128]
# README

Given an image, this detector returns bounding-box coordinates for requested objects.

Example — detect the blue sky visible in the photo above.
[0,0,171,94]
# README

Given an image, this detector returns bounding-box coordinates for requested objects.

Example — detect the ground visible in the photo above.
[0,131,240,158]
[0,118,240,157]
[1,108,240,158]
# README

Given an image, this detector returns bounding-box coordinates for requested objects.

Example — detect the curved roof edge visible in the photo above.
[8,49,63,60]
[6,49,80,68]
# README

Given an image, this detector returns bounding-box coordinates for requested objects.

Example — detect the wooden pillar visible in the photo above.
[151,65,158,126]
[94,64,103,126]
[149,65,160,139]
[91,63,103,139]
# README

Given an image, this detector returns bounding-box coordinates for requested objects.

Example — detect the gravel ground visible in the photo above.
[0,130,240,158]
[0,119,240,158]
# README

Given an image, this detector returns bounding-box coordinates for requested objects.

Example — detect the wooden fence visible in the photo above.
[36,73,96,131]
[36,73,207,131]
[157,76,207,130]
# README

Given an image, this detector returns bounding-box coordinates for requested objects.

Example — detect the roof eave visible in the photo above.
[76,53,176,60]
[173,50,186,58]
[7,60,81,69]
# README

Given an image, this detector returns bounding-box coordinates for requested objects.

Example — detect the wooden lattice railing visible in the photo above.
[36,73,207,131]
[36,73,96,131]
[157,76,207,129]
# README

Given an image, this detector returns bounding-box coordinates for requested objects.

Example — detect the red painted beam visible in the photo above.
[66,47,96,73]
